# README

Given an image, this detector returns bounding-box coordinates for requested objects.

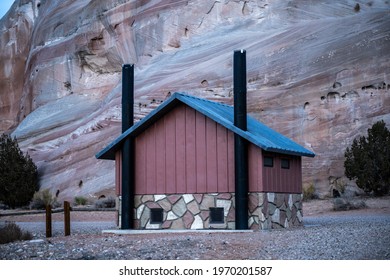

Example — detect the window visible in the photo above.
[150,208,163,224]
[209,207,224,224]
[264,156,274,167]
[281,158,290,169]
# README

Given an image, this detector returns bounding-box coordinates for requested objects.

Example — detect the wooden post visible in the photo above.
[45,205,52,238]
[64,201,71,236]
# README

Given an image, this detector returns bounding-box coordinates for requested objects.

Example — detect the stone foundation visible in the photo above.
[116,192,303,230]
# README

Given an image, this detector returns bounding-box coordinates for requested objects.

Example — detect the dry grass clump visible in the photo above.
[0,222,33,244]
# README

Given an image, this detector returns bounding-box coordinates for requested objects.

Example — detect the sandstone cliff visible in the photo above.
[1,0,389,200]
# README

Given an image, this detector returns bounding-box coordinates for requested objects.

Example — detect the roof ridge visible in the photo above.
[175,92,233,109]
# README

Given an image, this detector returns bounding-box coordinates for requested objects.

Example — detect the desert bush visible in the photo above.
[344,120,390,196]
[74,196,88,206]
[0,134,39,208]
[0,222,33,244]
[30,189,56,210]
[303,183,316,201]
[94,196,116,209]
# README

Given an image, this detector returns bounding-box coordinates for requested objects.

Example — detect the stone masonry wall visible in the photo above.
[116,192,303,230]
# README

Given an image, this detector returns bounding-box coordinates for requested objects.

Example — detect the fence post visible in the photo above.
[64,201,71,236]
[45,205,52,238]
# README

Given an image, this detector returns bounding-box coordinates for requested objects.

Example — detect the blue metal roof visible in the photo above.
[96,92,315,160]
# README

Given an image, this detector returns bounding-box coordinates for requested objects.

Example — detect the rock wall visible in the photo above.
[118,192,302,230]
[1,0,390,200]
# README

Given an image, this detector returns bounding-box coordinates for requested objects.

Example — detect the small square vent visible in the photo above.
[209,207,224,224]
[150,208,163,224]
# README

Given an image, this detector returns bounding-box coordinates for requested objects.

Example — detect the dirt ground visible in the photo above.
[1,196,389,223]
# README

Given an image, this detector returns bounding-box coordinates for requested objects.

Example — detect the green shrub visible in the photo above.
[0,222,33,244]
[94,196,116,209]
[74,196,88,206]
[344,120,390,196]
[0,134,39,208]
[303,183,316,201]
[30,189,56,210]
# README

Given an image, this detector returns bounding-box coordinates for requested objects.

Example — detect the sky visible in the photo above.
[0,0,15,19]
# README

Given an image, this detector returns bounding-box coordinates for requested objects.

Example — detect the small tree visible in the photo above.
[344,120,390,196]
[0,134,39,208]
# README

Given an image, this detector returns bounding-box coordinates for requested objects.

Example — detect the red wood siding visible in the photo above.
[262,153,302,193]
[117,103,302,195]
[134,104,237,195]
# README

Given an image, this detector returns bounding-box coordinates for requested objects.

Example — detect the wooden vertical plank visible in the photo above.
[45,205,52,238]
[145,125,156,194]
[185,107,197,194]
[165,109,176,193]
[205,117,218,192]
[64,201,71,236]
[155,117,166,194]
[216,124,229,193]
[135,133,146,194]
[248,143,258,192]
[175,105,186,193]
[227,130,235,193]
[195,112,207,193]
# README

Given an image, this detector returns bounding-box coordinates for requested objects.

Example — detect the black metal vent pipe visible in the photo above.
[121,64,134,229]
[233,50,249,230]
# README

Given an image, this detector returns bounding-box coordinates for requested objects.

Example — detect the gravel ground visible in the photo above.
[1,200,389,260]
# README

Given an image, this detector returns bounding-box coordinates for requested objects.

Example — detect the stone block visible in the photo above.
[183,210,195,228]
[268,202,277,215]
[172,197,187,217]
[137,204,145,219]
[193,194,203,204]
[171,218,185,229]
[267,192,275,203]
[187,199,200,215]
[275,193,285,208]
[271,208,280,224]
[191,215,204,229]
[257,192,265,207]
[248,193,259,213]
[154,194,166,202]
[145,201,160,208]
[158,198,172,212]
[217,193,232,200]
[162,220,173,229]
[227,205,235,222]
[288,194,293,208]
[183,194,194,203]
[140,207,150,228]
[142,195,154,203]
[167,211,178,220]
[200,210,209,221]
[134,195,142,208]
[168,195,181,204]
[200,195,215,210]
[216,199,232,216]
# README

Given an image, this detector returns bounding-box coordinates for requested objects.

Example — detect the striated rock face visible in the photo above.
[1,0,389,200]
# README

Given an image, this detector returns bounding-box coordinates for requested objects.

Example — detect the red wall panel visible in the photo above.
[128,103,302,195]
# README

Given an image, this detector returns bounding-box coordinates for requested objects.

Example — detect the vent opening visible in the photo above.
[150,208,163,224]
[209,207,224,224]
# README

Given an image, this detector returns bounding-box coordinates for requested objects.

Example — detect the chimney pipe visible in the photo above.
[233,50,249,230]
[121,64,134,229]
[122,64,134,132]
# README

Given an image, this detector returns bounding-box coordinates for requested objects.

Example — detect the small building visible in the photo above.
[96,51,315,230]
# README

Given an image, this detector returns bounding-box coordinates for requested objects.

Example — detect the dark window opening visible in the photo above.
[281,158,290,169]
[264,156,274,167]
[150,208,163,224]
[209,207,224,224]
